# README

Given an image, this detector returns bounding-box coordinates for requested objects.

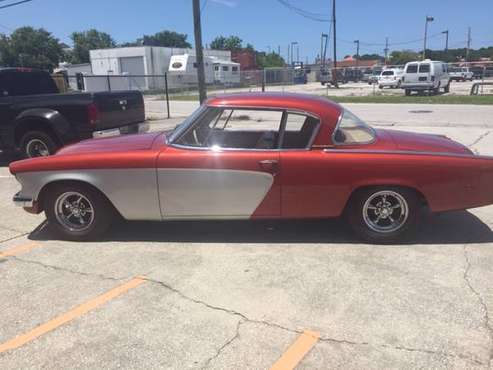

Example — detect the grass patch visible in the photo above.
[165,93,493,105]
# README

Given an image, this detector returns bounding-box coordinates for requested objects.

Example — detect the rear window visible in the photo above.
[0,71,58,96]
[406,64,418,73]
[382,71,394,76]
[419,64,430,73]
[333,109,375,145]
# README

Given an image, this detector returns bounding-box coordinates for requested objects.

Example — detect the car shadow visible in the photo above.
[29,210,493,245]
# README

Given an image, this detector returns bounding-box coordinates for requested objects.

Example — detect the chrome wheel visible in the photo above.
[54,192,95,232]
[362,191,409,233]
[26,139,50,157]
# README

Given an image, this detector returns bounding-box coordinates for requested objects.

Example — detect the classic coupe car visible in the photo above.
[9,93,493,242]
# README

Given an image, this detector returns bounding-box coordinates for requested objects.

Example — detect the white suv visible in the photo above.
[401,60,450,95]
[378,68,404,89]
[449,67,474,82]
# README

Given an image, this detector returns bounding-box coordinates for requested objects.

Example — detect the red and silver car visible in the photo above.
[9,93,493,242]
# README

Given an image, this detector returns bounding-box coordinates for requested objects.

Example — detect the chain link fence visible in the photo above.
[52,61,493,119]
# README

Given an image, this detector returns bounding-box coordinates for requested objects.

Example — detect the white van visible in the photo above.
[401,60,450,95]
[378,68,404,89]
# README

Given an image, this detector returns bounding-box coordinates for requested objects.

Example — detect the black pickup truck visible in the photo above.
[0,68,147,158]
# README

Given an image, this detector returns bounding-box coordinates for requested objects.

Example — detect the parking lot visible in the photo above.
[1,102,493,369]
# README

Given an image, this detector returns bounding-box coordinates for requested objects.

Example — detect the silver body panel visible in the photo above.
[15,169,161,221]
[15,168,274,220]
[157,169,273,218]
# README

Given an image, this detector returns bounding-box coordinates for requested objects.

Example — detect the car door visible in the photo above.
[156,107,282,219]
[278,112,336,218]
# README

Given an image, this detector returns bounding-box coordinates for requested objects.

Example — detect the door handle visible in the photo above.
[258,159,279,175]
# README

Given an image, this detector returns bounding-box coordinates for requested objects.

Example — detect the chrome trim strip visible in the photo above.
[323,148,481,159]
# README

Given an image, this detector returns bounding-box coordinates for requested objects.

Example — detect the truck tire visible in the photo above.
[444,82,450,93]
[19,131,59,158]
[405,89,411,96]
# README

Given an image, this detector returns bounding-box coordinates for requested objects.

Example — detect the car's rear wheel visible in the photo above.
[346,187,419,243]
[44,183,114,240]
[20,131,58,159]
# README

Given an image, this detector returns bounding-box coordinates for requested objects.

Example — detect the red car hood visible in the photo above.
[374,129,472,155]
[57,132,162,155]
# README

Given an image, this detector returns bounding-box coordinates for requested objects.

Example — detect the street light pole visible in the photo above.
[332,0,338,88]
[423,15,434,60]
[442,30,449,52]
[354,39,360,69]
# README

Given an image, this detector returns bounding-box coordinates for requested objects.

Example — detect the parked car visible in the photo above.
[470,66,485,80]
[11,92,493,243]
[343,68,364,82]
[320,68,346,86]
[0,68,147,158]
[368,68,383,85]
[378,68,404,89]
[401,60,450,95]
[449,67,474,82]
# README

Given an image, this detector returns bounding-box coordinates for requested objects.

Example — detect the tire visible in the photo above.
[444,82,450,93]
[379,85,383,89]
[19,130,59,159]
[405,89,411,96]
[345,187,419,243]
[44,183,114,241]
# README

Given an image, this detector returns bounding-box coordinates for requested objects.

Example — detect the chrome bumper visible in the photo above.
[93,122,150,139]
[13,192,34,208]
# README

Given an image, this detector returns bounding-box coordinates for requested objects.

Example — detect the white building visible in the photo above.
[89,46,231,91]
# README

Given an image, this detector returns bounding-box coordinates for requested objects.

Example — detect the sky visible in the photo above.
[1,0,492,62]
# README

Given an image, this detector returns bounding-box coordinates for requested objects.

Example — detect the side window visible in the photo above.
[419,64,430,73]
[333,109,375,145]
[222,66,229,71]
[175,108,283,150]
[406,64,418,73]
[281,113,319,149]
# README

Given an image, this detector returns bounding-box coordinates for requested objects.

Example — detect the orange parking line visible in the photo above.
[0,242,41,258]
[0,276,147,353]
[270,330,320,370]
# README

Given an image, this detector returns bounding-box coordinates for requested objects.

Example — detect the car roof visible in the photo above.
[206,92,342,117]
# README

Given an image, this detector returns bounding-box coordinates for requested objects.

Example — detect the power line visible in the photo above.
[0,0,33,10]
[275,0,329,22]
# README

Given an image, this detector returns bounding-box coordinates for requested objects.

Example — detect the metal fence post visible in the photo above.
[106,75,112,92]
[261,68,266,92]
[164,72,171,119]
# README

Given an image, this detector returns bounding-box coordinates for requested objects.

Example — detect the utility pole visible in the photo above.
[291,41,298,63]
[384,37,389,65]
[296,44,299,62]
[442,30,449,51]
[354,39,360,69]
[332,0,338,88]
[287,44,290,65]
[422,15,434,60]
[192,0,206,103]
[466,27,471,62]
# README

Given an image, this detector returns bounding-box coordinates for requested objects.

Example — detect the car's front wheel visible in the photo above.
[44,183,114,240]
[346,187,419,243]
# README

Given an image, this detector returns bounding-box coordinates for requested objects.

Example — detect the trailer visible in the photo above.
[168,54,215,87]
[212,59,240,85]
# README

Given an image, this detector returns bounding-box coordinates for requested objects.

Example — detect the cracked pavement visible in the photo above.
[1,103,493,369]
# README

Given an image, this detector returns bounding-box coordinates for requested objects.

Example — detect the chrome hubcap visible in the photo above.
[26,139,50,157]
[54,192,94,232]
[363,191,409,233]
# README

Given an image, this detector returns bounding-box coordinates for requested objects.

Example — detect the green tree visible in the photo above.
[70,29,116,64]
[210,35,243,50]
[256,51,286,68]
[389,50,421,65]
[358,53,383,61]
[0,27,63,70]
[136,30,191,48]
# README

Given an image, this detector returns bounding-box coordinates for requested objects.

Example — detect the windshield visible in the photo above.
[333,109,375,144]
[382,71,394,76]
[168,105,207,142]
